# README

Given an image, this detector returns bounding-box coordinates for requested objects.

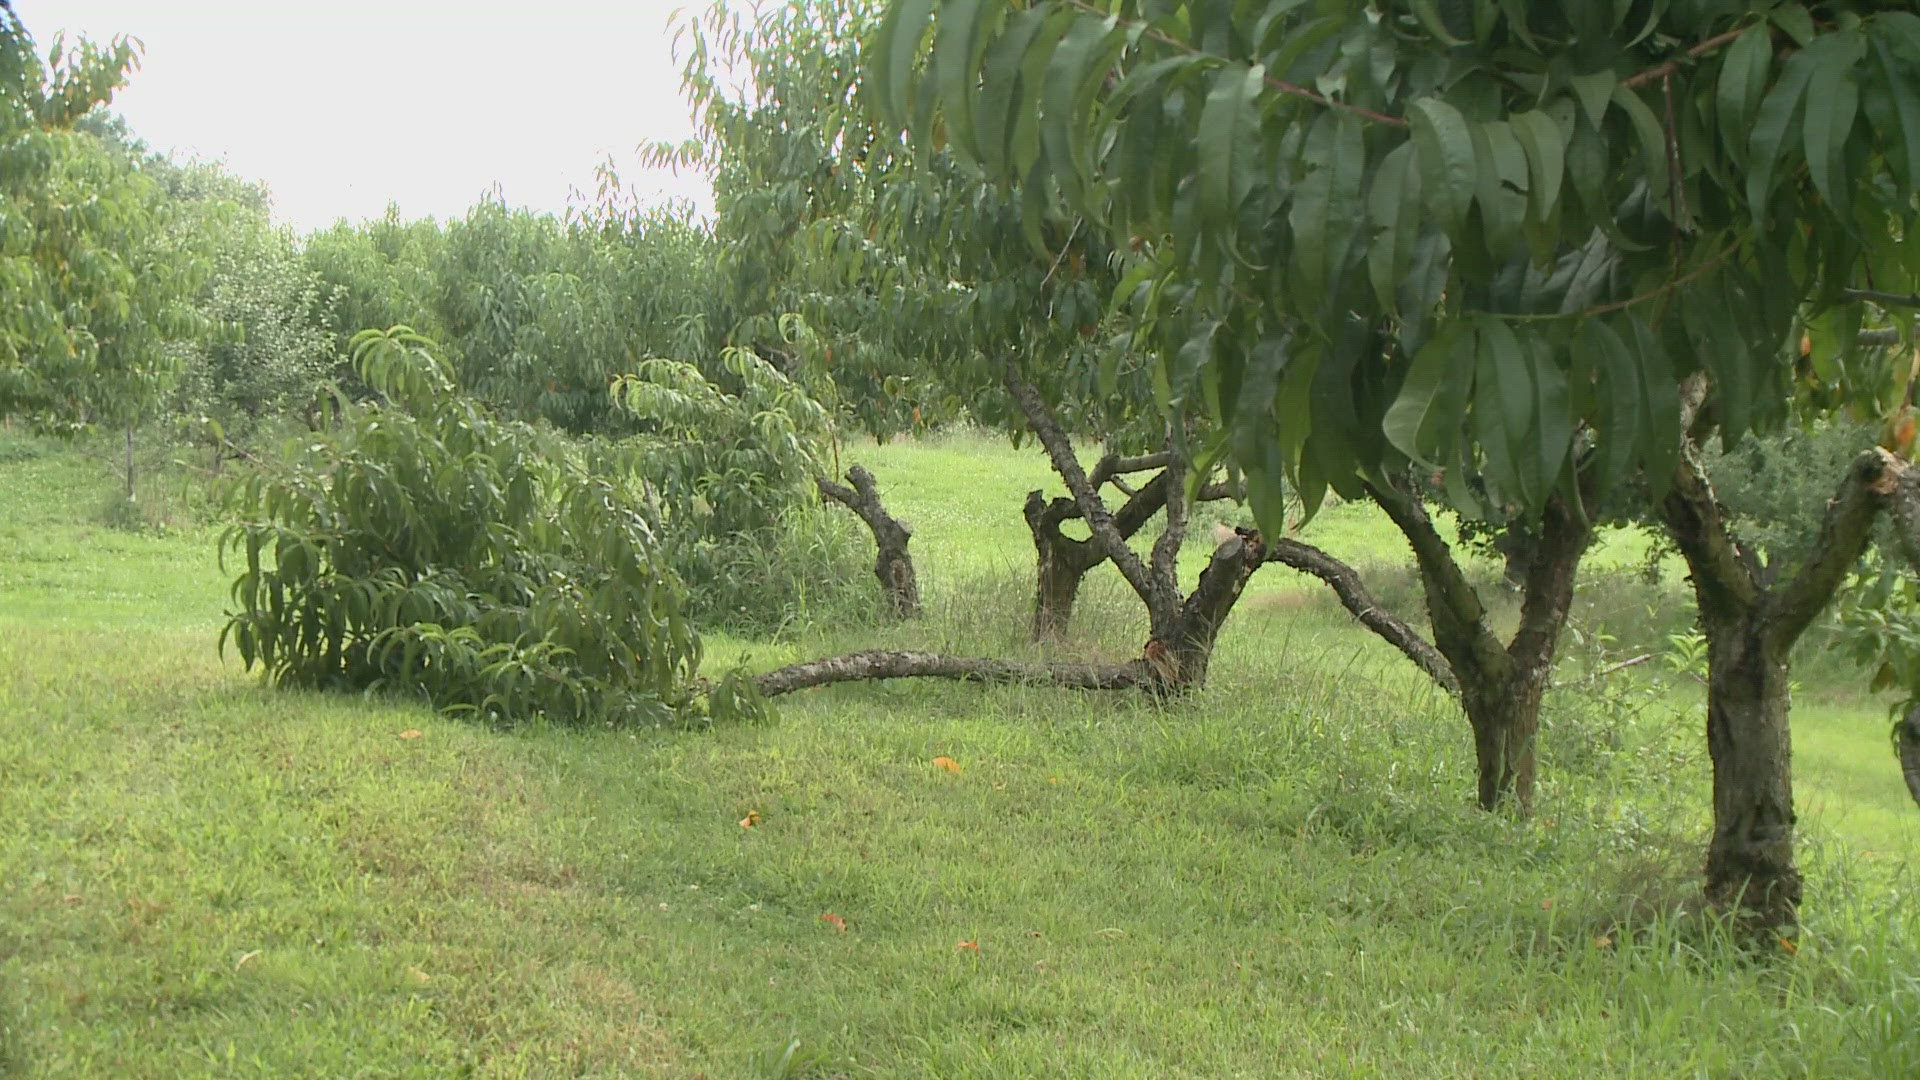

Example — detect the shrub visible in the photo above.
[609,348,879,634]
[220,328,701,725]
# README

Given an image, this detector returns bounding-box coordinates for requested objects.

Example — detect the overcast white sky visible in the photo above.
[33,0,715,232]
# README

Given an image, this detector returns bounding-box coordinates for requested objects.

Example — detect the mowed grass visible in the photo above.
[4,430,1920,1077]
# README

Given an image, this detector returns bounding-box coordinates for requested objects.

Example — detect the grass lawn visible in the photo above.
[3,430,1919,1077]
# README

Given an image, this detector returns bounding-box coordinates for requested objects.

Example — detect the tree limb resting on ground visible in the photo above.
[754,649,1147,697]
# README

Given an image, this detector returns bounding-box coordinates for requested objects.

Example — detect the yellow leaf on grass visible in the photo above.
[739,810,762,829]
[820,912,847,932]
[398,729,423,740]
[954,939,981,953]
[932,756,961,774]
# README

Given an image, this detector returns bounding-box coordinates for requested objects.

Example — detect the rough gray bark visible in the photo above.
[817,465,920,619]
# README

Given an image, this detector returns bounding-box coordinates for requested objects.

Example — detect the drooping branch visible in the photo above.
[817,465,921,618]
[1765,449,1901,651]
[1004,369,1155,605]
[1363,476,1509,684]
[754,649,1147,697]
[1265,536,1459,694]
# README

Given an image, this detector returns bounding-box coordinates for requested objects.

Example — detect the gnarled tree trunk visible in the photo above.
[818,465,920,619]
[1024,466,1186,638]
[1367,480,1592,812]
[1661,444,1897,925]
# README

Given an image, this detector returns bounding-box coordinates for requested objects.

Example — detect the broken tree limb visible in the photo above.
[754,649,1148,697]
[1264,536,1460,694]
[817,465,921,619]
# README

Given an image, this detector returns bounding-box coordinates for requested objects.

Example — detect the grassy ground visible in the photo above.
[4,430,1920,1077]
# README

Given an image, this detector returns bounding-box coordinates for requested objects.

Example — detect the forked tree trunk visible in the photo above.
[1364,480,1591,812]
[1024,468,1185,638]
[1661,444,1898,926]
[818,466,920,619]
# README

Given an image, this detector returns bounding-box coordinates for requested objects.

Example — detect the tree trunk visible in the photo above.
[1025,491,1101,638]
[1363,480,1591,812]
[1897,703,1920,812]
[1023,469,1185,639]
[1700,615,1800,921]
[817,466,920,619]
[124,425,137,502]
[1661,445,1898,925]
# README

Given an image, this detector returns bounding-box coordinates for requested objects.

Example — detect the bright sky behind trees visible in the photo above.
[36,0,713,231]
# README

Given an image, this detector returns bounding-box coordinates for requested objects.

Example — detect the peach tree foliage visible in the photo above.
[0,23,202,434]
[220,328,702,725]
[660,0,1154,446]
[871,0,1920,523]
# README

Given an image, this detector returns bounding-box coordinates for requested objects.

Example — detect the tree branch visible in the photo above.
[1364,476,1518,690]
[1660,444,1763,618]
[754,649,1146,697]
[1004,369,1156,605]
[1265,536,1459,694]
[1088,451,1172,489]
[1506,496,1593,676]
[1765,448,1901,652]
[1843,288,1920,310]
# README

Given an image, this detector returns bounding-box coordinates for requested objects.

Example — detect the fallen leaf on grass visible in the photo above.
[1592,935,1613,950]
[235,950,261,970]
[820,912,847,932]
[61,894,82,904]
[1779,936,1798,955]
[932,756,962,774]
[405,965,431,985]
[398,729,422,740]
[954,939,980,953]
[739,810,762,829]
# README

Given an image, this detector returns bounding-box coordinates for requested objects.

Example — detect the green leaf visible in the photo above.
[1867,36,1920,190]
[1716,24,1773,163]
[1382,320,1466,467]
[1509,109,1565,225]
[1528,334,1572,497]
[873,0,935,130]
[934,0,1009,167]
[1580,318,1640,502]
[1569,70,1615,131]
[1198,63,1267,254]
[1473,119,1530,250]
[1610,84,1671,210]
[1803,29,1865,215]
[1366,143,1420,312]
[1771,3,1815,47]
[1290,109,1365,311]
[1408,96,1477,233]
[1479,316,1538,505]
[1746,44,1819,220]
[1411,0,1470,45]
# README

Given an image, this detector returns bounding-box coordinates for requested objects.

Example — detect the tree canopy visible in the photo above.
[872,1,1920,524]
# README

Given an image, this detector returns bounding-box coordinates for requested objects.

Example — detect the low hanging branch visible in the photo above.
[1265,537,1459,694]
[817,464,920,618]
